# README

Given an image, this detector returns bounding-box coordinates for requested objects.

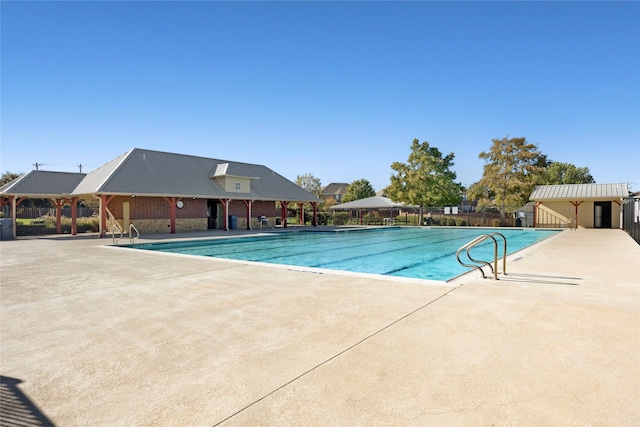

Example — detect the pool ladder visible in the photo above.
[259,216,276,231]
[456,232,507,280]
[110,223,140,245]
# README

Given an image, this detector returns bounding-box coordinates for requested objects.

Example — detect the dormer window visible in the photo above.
[235,182,242,191]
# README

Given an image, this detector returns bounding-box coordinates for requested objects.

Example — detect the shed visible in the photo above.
[529,183,629,229]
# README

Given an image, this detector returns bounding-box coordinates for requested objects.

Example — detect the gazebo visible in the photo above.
[330,196,414,225]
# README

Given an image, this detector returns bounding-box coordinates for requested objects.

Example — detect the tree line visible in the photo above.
[2,137,595,223]
[297,136,595,225]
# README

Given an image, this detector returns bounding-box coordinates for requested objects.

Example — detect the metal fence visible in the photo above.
[622,198,640,244]
[1,206,98,236]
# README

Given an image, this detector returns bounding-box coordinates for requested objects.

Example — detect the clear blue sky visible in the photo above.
[2,1,639,191]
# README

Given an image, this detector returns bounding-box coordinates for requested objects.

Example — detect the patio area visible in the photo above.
[1,228,638,426]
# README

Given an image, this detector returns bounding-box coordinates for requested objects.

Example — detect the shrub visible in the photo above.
[456,219,467,226]
[332,212,349,225]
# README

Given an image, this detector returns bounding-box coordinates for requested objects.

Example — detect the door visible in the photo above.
[594,201,612,228]
[207,199,217,229]
[216,203,224,229]
[122,202,130,231]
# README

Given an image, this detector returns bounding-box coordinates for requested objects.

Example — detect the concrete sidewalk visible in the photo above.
[1,228,638,426]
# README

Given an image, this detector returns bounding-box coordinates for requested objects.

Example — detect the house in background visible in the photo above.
[529,183,629,229]
[321,183,349,203]
[1,148,320,237]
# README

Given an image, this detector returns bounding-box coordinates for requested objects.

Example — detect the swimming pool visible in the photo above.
[129,227,561,281]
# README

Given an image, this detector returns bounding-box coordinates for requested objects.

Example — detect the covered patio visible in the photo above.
[330,195,416,225]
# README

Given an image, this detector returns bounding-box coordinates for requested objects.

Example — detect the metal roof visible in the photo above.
[0,170,86,198]
[530,183,629,201]
[330,196,410,210]
[71,148,319,202]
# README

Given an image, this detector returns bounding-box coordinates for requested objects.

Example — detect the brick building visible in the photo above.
[1,148,320,237]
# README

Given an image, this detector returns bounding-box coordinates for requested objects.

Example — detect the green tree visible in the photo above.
[387,138,463,222]
[343,179,376,203]
[296,173,323,197]
[468,136,545,224]
[540,161,595,185]
[0,171,22,186]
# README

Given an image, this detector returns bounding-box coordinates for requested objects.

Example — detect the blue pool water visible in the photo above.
[130,228,560,281]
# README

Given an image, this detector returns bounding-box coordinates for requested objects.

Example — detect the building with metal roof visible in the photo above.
[529,183,630,229]
[1,148,321,237]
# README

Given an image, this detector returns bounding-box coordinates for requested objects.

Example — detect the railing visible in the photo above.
[110,222,123,245]
[456,232,507,280]
[259,216,276,231]
[129,224,139,243]
[536,208,574,229]
[383,218,396,226]
[622,198,640,244]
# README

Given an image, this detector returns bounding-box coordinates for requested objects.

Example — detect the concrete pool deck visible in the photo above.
[1,227,638,426]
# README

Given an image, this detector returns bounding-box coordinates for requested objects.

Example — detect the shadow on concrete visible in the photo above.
[499,272,582,286]
[0,375,55,427]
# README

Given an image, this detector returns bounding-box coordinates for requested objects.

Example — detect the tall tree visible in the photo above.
[540,161,595,185]
[343,179,376,203]
[387,138,463,221]
[296,173,323,198]
[468,136,545,224]
[0,172,22,186]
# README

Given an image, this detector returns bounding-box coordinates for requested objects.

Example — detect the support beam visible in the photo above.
[219,199,230,231]
[312,202,318,227]
[162,196,180,234]
[243,200,253,230]
[298,202,304,226]
[2,196,17,238]
[569,201,583,229]
[280,201,288,228]
[50,198,64,234]
[70,197,78,235]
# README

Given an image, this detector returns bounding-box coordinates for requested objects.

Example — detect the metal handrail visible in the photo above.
[259,216,276,231]
[456,233,508,280]
[383,218,396,226]
[111,223,123,245]
[129,224,139,243]
[490,232,507,276]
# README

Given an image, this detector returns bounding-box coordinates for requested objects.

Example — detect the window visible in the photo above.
[235,182,242,191]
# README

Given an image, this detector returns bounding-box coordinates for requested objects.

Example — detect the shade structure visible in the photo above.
[330,196,409,210]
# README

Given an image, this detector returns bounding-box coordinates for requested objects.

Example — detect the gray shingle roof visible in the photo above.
[322,183,349,197]
[530,183,629,200]
[0,171,86,197]
[71,148,319,202]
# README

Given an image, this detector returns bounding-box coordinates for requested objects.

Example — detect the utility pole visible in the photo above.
[33,162,45,170]
[78,164,83,173]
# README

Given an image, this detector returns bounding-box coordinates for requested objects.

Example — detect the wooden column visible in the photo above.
[219,199,230,231]
[312,202,318,227]
[163,196,180,234]
[569,201,584,229]
[280,201,288,228]
[243,200,253,230]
